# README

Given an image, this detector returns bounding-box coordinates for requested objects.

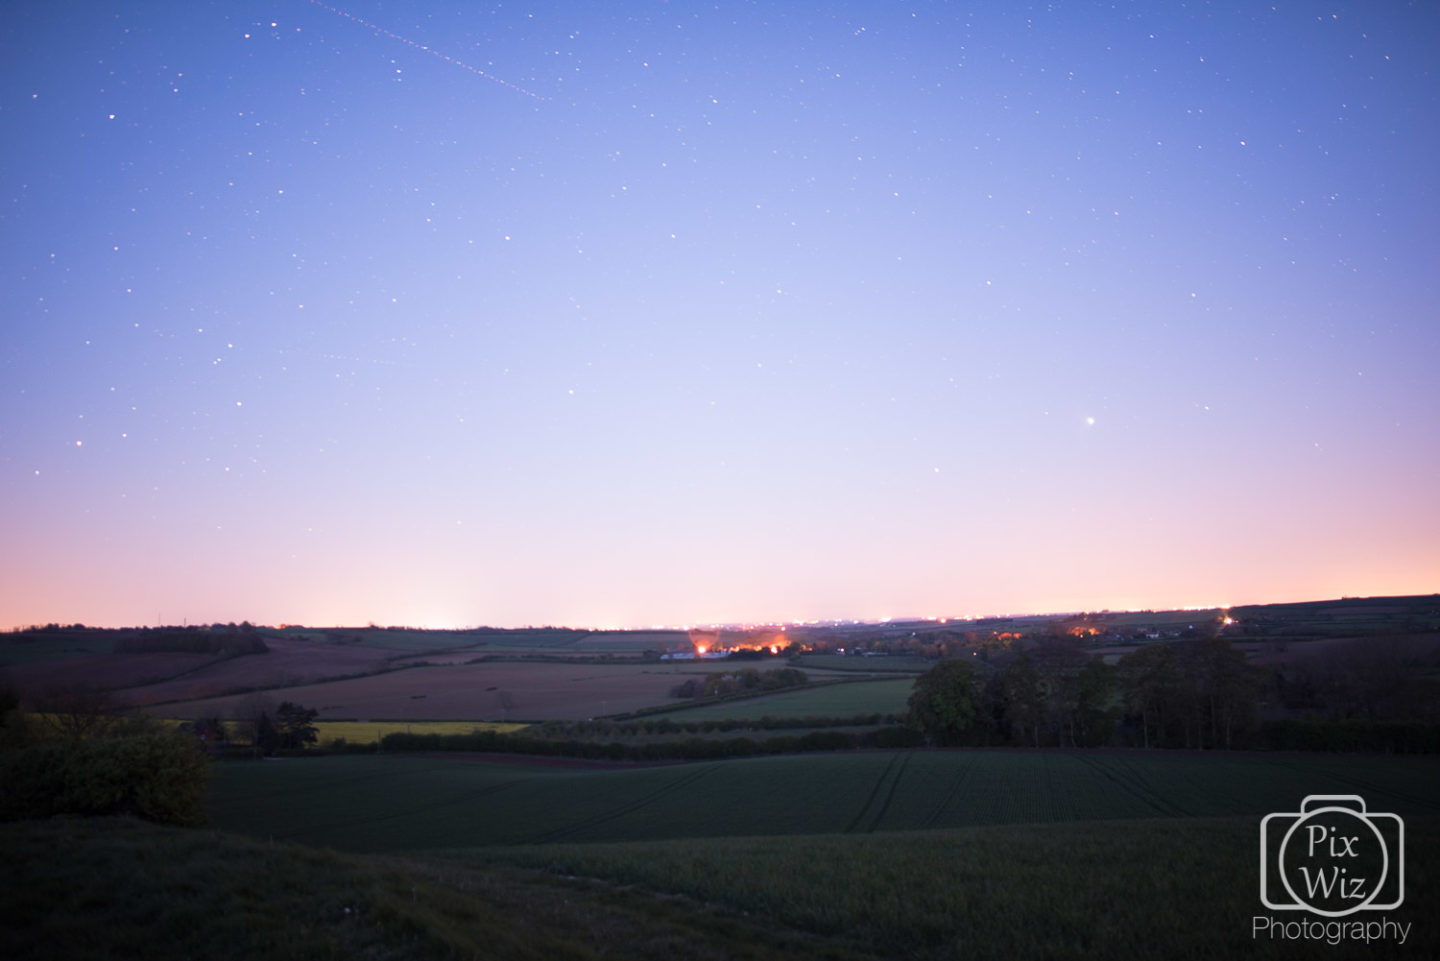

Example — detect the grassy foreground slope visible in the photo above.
[463,816,1440,960]
[209,751,1440,852]
[0,818,875,961]
[10,748,1439,961]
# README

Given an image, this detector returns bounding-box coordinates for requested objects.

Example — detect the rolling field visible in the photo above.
[1,817,876,961]
[202,749,1440,958]
[156,660,714,722]
[2,637,393,707]
[468,816,1440,960]
[650,678,916,720]
[208,750,1440,852]
[573,630,691,652]
[286,627,589,653]
[793,654,932,674]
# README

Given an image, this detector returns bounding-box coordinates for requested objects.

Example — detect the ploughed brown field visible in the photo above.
[144,659,721,721]
[1,650,223,694]
[4,637,392,707]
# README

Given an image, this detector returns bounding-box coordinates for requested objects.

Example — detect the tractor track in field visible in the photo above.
[864,752,914,832]
[923,752,976,829]
[1266,757,1440,811]
[845,753,912,833]
[1073,753,1191,818]
[521,765,717,845]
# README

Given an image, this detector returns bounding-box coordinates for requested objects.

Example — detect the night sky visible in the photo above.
[2,1,1437,629]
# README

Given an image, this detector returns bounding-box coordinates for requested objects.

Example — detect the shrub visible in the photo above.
[0,729,209,826]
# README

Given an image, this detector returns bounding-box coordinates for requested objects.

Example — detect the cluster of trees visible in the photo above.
[909,638,1263,749]
[115,628,268,656]
[1274,635,1439,722]
[670,667,807,700]
[228,694,319,755]
[1114,638,1263,749]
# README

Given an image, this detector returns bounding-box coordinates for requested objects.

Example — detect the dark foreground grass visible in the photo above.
[455,816,1440,961]
[7,805,1435,959]
[192,751,1440,959]
[0,817,877,961]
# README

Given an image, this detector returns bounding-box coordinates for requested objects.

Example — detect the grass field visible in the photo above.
[0,817,872,961]
[467,816,1440,960]
[793,654,932,674]
[648,678,916,721]
[11,749,1439,960]
[199,750,1440,959]
[207,750,1440,852]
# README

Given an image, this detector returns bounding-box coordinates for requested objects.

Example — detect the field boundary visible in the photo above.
[618,675,910,721]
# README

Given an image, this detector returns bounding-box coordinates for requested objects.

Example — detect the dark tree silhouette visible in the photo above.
[907,659,979,745]
[274,702,319,750]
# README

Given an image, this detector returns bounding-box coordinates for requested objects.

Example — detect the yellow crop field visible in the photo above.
[313,719,527,744]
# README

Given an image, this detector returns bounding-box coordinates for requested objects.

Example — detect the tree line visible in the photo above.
[910,638,1251,749]
[908,636,1439,752]
[670,667,808,699]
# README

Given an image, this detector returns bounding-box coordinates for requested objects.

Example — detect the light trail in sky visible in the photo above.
[306,0,545,100]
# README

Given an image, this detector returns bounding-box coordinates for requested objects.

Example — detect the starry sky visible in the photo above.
[2,1,1437,630]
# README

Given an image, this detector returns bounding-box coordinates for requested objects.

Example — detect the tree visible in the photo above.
[1027,641,1093,747]
[1001,653,1043,747]
[274,701,319,750]
[193,715,229,752]
[231,692,279,756]
[970,670,1009,745]
[1173,637,1263,749]
[907,659,979,745]
[1115,643,1180,748]
[32,684,119,742]
[1072,658,1118,747]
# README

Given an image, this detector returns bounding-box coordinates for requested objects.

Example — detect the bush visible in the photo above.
[0,729,209,826]
[1253,719,1440,753]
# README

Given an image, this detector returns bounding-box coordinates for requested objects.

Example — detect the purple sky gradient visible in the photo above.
[2,1,1437,628]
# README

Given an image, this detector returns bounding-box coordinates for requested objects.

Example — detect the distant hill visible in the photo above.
[114,629,267,656]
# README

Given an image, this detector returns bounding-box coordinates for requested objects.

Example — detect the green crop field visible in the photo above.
[199,750,1440,959]
[647,678,917,721]
[0,817,871,961]
[466,816,1440,960]
[208,750,1440,853]
[12,749,1440,961]
[793,654,932,673]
